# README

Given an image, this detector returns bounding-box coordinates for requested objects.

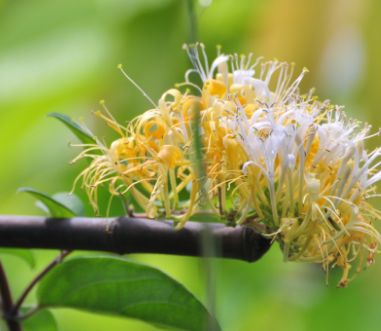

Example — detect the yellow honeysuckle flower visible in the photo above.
[74,43,381,287]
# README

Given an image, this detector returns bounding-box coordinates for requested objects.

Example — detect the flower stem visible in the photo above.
[186,0,198,43]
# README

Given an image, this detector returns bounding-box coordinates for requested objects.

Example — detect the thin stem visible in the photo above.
[186,0,198,43]
[17,306,39,321]
[191,102,210,210]
[0,262,22,331]
[217,187,224,216]
[169,168,179,209]
[12,250,71,315]
[118,192,134,217]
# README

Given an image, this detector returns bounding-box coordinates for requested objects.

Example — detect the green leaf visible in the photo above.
[0,318,8,330]
[52,192,85,216]
[0,248,36,268]
[189,212,222,223]
[19,187,75,218]
[48,112,96,145]
[37,255,220,331]
[22,308,57,331]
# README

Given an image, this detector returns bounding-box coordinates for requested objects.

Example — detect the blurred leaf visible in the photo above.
[0,248,35,268]
[37,255,220,331]
[189,212,222,223]
[48,112,96,145]
[0,318,8,331]
[52,192,85,216]
[23,308,57,331]
[19,187,75,218]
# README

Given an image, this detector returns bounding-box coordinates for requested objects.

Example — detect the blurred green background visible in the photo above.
[1,0,381,330]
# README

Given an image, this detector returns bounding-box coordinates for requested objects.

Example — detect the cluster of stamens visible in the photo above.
[74,44,381,286]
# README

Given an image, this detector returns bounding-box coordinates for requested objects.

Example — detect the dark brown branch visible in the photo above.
[0,262,22,331]
[0,215,271,262]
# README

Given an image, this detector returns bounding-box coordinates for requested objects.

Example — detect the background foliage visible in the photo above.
[1,0,381,330]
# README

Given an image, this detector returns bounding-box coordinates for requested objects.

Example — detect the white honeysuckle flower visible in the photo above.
[74,44,381,287]
[232,69,255,84]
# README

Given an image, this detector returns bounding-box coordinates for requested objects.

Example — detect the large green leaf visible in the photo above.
[0,248,35,268]
[37,255,220,331]
[48,112,96,145]
[19,187,75,218]
[23,308,57,331]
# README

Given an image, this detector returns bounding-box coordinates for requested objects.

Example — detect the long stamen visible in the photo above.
[118,64,157,108]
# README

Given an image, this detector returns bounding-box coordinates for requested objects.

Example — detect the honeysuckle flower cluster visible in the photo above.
[75,44,381,286]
